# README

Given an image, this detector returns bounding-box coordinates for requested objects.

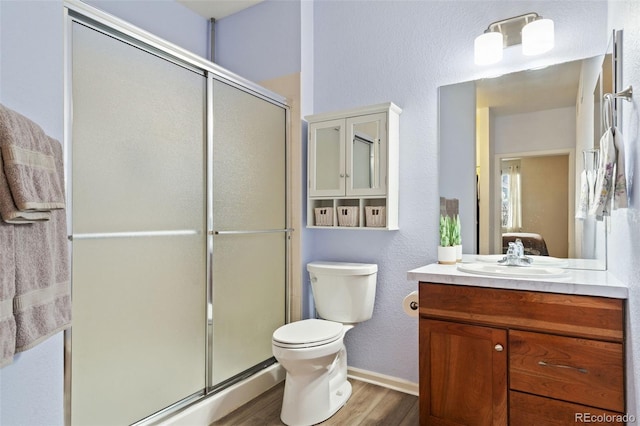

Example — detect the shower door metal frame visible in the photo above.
[63,1,292,424]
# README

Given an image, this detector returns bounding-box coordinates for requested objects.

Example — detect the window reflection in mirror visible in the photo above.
[500,154,569,257]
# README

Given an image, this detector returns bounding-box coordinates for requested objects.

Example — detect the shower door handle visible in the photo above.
[69,229,200,240]
[210,228,294,235]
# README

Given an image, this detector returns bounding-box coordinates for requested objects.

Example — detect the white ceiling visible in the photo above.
[476,59,583,116]
[177,0,263,20]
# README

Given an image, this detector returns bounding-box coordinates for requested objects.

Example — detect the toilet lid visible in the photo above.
[272,319,343,347]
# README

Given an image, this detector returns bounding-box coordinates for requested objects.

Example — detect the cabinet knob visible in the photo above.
[494,344,504,352]
[340,173,345,178]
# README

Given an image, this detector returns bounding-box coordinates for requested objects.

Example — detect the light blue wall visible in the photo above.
[0,2,65,424]
[214,0,301,82]
[87,0,208,58]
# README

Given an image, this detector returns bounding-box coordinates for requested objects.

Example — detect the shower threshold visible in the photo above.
[133,361,285,426]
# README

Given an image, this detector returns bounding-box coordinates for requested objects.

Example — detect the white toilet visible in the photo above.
[272,261,377,426]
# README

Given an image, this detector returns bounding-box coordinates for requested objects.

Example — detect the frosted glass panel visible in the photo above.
[212,233,285,384]
[71,237,205,425]
[72,23,205,233]
[212,80,285,230]
[211,80,286,384]
[71,23,206,425]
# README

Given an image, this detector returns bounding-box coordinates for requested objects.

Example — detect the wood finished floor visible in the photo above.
[210,379,419,426]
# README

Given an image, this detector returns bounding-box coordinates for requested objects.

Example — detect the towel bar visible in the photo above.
[212,228,294,235]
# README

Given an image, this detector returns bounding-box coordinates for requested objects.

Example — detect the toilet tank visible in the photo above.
[307,261,377,323]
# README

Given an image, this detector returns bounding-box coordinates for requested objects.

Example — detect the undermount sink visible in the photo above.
[457,262,569,278]
[474,254,569,268]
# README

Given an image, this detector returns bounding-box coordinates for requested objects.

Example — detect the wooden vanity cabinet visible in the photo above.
[419,283,625,426]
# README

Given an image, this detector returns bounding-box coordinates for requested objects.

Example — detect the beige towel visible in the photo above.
[0,104,65,221]
[0,221,17,367]
[13,139,71,353]
[0,105,70,365]
[13,211,71,352]
[0,149,52,223]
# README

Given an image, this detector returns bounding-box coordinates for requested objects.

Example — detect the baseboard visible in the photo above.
[159,363,285,425]
[347,366,419,396]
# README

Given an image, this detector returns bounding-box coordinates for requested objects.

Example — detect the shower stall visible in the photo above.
[65,3,290,425]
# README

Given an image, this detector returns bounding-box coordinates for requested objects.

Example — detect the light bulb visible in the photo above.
[474,32,503,65]
[522,18,554,56]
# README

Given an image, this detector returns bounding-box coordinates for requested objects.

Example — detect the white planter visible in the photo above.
[438,246,457,265]
[455,244,462,262]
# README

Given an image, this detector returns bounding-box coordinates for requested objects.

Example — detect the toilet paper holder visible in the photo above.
[402,291,419,317]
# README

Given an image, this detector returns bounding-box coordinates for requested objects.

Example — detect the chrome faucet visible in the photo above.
[498,239,532,266]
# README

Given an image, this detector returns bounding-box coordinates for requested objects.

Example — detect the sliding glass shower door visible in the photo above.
[68,11,289,425]
[70,22,206,425]
[211,80,287,386]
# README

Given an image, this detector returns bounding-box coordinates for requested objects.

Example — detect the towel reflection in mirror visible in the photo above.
[501,161,522,232]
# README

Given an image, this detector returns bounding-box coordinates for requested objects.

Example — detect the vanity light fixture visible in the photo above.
[474,12,554,65]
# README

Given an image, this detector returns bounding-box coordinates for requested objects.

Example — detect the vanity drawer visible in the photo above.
[510,391,625,426]
[509,330,624,412]
[419,283,624,341]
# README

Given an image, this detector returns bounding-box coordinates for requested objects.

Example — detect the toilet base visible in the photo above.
[279,345,351,426]
[328,379,352,419]
[280,378,351,426]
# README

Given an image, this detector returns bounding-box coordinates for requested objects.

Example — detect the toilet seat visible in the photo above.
[272,319,343,349]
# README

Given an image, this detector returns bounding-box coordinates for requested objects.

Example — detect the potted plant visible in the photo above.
[452,214,462,262]
[438,214,457,264]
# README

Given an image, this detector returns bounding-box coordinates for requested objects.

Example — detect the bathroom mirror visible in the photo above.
[311,118,382,193]
[439,31,620,270]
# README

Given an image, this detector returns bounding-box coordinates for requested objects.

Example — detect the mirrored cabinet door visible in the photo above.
[347,112,387,196]
[308,118,345,197]
[306,102,401,230]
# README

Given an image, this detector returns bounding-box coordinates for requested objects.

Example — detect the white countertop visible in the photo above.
[407,257,628,299]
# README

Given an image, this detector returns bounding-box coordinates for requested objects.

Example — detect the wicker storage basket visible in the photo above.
[314,207,333,226]
[365,206,386,227]
[337,206,359,227]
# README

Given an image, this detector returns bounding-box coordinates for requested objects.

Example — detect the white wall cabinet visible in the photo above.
[306,102,401,230]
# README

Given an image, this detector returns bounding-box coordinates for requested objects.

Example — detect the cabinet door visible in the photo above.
[420,319,507,426]
[346,112,387,196]
[308,119,345,197]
